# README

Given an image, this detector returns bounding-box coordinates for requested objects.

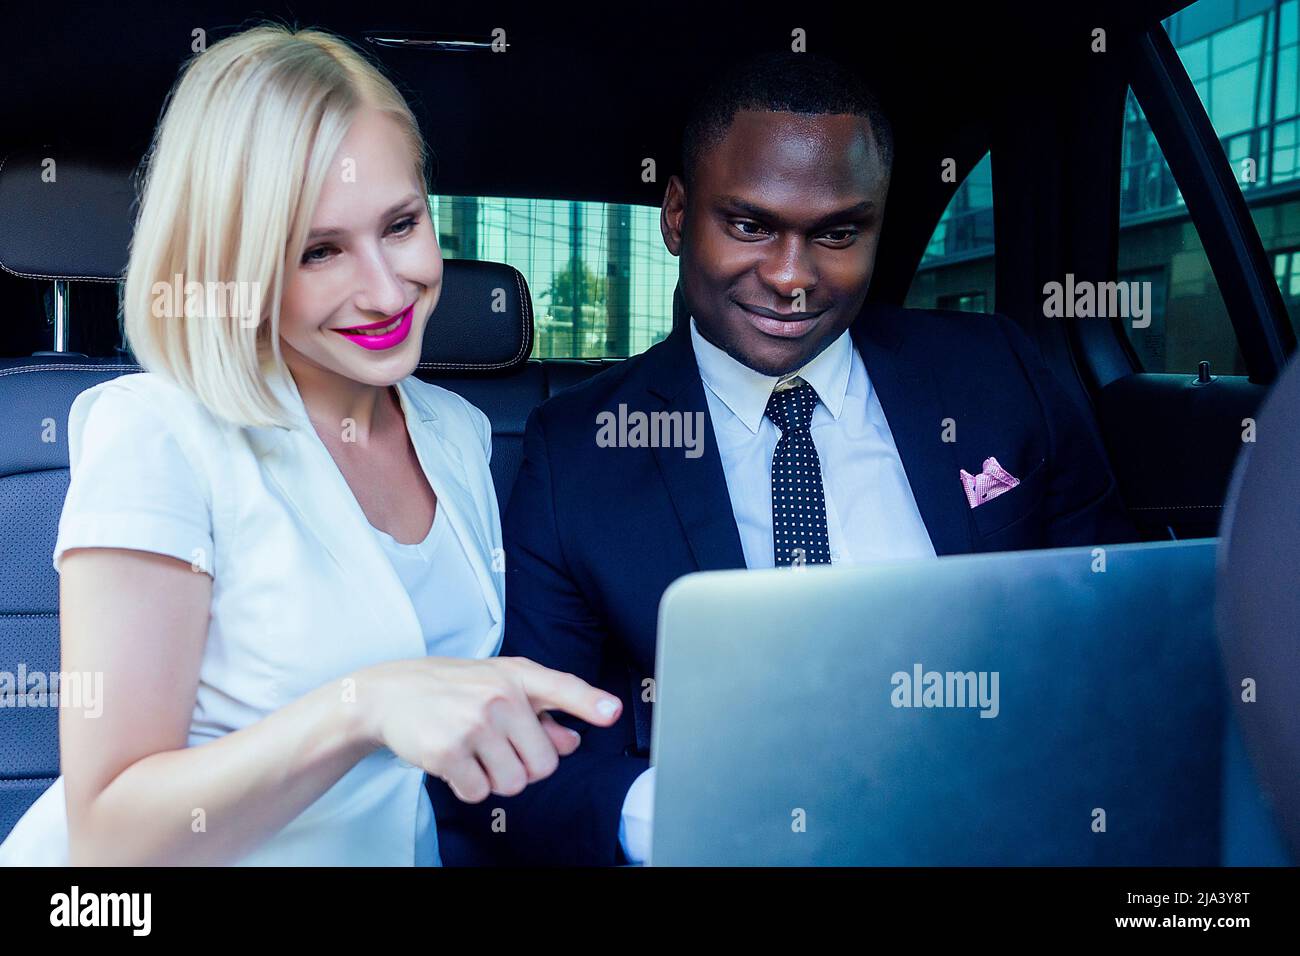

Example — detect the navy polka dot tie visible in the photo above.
[765,379,831,567]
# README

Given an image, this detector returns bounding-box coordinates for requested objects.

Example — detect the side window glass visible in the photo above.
[906,154,995,313]
[1122,0,1300,373]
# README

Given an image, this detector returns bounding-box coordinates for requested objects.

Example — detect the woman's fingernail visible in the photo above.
[597,698,619,718]
[567,728,582,743]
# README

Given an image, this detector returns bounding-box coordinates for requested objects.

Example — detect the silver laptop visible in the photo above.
[649,539,1222,865]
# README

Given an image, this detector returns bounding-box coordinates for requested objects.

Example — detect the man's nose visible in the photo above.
[757,236,817,304]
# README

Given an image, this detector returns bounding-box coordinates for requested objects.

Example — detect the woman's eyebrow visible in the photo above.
[306,193,424,242]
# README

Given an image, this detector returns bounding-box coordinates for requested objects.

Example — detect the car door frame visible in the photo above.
[987,15,1292,540]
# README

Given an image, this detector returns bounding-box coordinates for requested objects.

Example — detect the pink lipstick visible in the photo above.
[332,304,415,351]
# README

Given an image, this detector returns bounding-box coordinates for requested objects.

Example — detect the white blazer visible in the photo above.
[0,368,504,866]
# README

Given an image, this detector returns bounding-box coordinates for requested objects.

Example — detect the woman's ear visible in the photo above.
[660,175,687,258]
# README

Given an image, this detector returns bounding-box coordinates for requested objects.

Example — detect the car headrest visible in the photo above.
[1217,352,1300,862]
[0,147,132,283]
[418,258,533,372]
[0,148,533,372]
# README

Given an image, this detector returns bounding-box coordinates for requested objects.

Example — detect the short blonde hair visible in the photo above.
[123,23,429,427]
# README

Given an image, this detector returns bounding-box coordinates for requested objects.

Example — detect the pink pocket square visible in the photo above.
[960,456,1021,509]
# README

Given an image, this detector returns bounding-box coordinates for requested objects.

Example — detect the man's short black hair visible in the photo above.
[680,51,894,187]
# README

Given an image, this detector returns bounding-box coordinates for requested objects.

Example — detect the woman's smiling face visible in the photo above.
[278,105,441,389]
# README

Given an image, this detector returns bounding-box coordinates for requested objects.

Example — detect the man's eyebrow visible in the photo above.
[306,193,424,242]
[807,201,876,230]
[716,195,780,221]
[716,195,876,229]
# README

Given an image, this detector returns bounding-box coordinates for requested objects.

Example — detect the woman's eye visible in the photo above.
[301,245,334,265]
[300,215,419,264]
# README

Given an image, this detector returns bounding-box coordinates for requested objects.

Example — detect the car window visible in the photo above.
[1276,245,1300,313]
[429,195,677,359]
[1121,0,1300,373]
[1118,92,1243,374]
[905,153,995,313]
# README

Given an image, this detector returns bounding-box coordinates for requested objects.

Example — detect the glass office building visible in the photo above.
[907,0,1300,375]
[430,196,677,359]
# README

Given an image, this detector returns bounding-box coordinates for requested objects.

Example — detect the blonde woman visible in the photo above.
[0,24,621,866]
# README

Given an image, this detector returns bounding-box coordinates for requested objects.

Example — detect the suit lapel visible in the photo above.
[247,372,425,656]
[852,305,975,556]
[246,370,503,661]
[393,379,504,629]
[645,327,747,572]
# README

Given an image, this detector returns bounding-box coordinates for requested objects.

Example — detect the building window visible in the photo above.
[1118,92,1246,374]
[1275,246,1300,332]
[1122,96,1185,217]
[430,195,677,359]
[1119,0,1300,369]
[920,154,994,263]
[907,154,996,313]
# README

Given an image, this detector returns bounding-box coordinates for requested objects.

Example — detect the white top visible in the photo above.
[620,321,940,864]
[372,506,496,866]
[0,370,504,866]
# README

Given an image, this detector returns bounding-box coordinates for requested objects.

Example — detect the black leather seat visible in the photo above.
[0,356,139,837]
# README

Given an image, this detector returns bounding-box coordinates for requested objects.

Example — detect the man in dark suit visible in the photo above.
[432,52,1137,865]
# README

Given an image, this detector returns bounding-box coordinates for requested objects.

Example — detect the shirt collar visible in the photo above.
[689,317,852,434]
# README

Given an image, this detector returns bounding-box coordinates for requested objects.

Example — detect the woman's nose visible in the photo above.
[354,246,408,316]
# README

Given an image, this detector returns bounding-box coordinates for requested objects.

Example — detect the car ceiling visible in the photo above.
[1,0,1185,305]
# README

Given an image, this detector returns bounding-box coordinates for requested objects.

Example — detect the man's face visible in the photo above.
[662,110,889,376]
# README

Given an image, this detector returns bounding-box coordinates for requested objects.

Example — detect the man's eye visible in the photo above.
[819,229,859,245]
[731,220,767,238]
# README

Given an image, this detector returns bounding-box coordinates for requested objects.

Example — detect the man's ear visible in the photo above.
[660,175,687,257]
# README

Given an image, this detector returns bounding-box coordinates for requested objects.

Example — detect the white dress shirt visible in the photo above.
[619,319,937,863]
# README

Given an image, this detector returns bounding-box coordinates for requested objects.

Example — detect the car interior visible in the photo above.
[0,0,1296,863]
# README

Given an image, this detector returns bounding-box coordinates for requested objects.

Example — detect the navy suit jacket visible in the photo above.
[431,303,1139,865]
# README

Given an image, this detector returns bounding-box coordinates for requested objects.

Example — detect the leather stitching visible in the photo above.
[416,266,533,372]
[0,364,141,377]
[0,150,127,282]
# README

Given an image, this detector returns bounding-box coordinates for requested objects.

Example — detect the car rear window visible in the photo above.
[430,195,677,359]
